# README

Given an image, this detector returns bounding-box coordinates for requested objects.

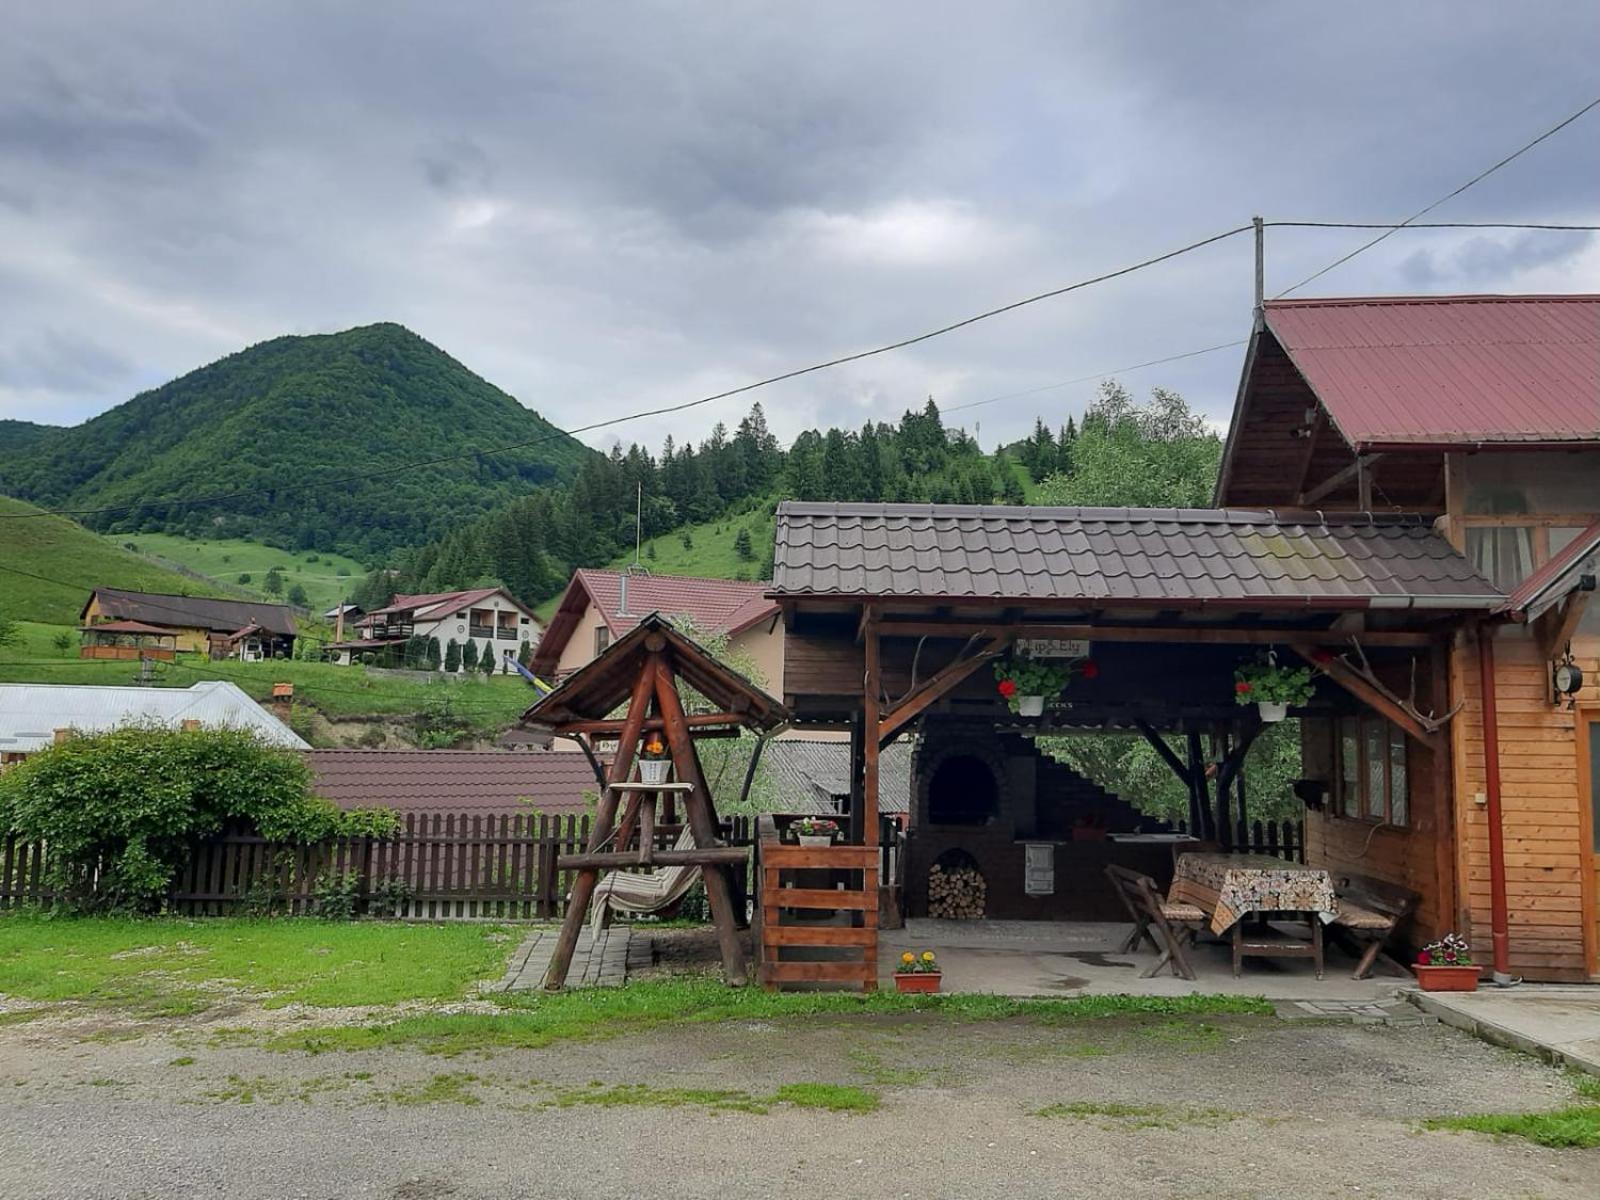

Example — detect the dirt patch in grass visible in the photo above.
[1034,1100,1242,1129]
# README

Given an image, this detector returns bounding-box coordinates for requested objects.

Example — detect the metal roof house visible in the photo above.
[0,681,308,762]
[81,589,298,661]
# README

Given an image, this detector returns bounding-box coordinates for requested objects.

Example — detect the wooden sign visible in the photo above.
[1015,638,1090,660]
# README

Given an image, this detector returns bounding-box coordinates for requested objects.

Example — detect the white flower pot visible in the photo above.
[1016,695,1046,717]
[797,834,835,848]
[1257,701,1288,723]
[637,758,672,785]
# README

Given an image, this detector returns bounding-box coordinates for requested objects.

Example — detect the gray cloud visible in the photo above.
[1,1,1597,450]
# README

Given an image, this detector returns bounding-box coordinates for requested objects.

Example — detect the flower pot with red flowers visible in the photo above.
[791,816,841,848]
[637,733,672,785]
[1413,933,1479,991]
[993,655,1095,717]
[1071,814,1108,842]
[1233,651,1316,723]
[894,950,942,992]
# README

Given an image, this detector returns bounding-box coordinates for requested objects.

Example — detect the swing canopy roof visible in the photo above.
[520,612,789,733]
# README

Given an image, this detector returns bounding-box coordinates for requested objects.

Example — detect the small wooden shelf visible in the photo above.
[606,781,695,793]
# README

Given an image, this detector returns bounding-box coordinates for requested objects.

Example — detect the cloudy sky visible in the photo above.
[2,2,1597,452]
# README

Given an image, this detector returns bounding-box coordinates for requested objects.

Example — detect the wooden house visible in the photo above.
[81,589,298,660]
[766,294,1598,984]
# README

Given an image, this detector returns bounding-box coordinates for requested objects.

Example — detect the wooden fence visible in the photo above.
[1166,817,1306,863]
[1,813,756,921]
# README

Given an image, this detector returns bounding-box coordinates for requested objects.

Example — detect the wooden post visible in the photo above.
[652,657,748,986]
[863,609,881,849]
[543,660,658,989]
[847,713,865,844]
[1185,730,1208,839]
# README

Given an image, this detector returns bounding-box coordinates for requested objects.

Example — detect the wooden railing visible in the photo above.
[1,813,754,920]
[1160,817,1305,863]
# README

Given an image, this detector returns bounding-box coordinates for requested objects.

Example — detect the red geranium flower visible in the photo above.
[997,678,1017,698]
[1234,681,1253,694]
[1310,649,1335,665]
[1416,950,1432,965]
[1079,661,1099,680]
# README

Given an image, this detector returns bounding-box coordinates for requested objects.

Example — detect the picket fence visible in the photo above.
[0,812,757,921]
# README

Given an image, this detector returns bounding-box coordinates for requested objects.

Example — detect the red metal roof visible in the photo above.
[531,569,779,675]
[1498,518,1600,621]
[1264,295,1600,450]
[359,587,510,622]
[308,749,602,817]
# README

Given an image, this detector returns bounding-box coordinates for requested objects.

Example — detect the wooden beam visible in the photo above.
[878,634,1013,744]
[1134,719,1193,787]
[554,712,748,735]
[1186,731,1209,839]
[1291,647,1440,752]
[558,846,749,870]
[1300,453,1385,506]
[653,656,748,985]
[863,608,881,849]
[543,657,658,990]
[1291,407,1326,500]
[870,620,1436,648]
[1537,589,1593,660]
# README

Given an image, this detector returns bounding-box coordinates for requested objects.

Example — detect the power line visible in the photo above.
[942,340,1248,416]
[1274,95,1600,297]
[0,224,1255,523]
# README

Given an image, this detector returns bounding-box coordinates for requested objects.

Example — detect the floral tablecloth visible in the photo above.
[1170,853,1338,936]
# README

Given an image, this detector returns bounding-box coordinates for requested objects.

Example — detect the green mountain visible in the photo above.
[0,323,592,557]
[0,420,61,457]
[0,495,231,624]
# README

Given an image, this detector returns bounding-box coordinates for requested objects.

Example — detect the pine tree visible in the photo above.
[481,646,498,675]
[734,527,754,561]
[426,637,442,671]
[263,567,284,596]
[517,639,533,668]
[444,639,461,672]
[461,639,479,672]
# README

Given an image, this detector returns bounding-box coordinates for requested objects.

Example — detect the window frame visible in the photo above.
[1330,714,1410,828]
[594,626,611,656]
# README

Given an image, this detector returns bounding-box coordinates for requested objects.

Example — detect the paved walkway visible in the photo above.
[499,926,650,990]
[1409,984,1600,1076]
[881,919,1405,1001]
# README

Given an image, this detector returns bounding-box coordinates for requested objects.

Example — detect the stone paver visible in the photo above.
[499,926,649,990]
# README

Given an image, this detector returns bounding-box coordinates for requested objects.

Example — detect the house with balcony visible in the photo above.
[329,587,540,672]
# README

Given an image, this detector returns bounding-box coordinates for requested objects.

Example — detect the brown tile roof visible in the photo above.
[531,569,778,675]
[772,502,1503,609]
[86,588,298,636]
[308,749,601,817]
[1262,295,1600,450]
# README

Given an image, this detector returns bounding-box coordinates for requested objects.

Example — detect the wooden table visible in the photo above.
[1170,852,1336,979]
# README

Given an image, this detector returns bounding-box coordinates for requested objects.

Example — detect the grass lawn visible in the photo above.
[1424,1071,1600,1149]
[0,916,518,1015]
[270,977,1272,1055]
[0,495,230,624]
[120,533,369,615]
[0,621,533,731]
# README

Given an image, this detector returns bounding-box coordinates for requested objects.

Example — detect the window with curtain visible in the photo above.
[1331,716,1410,827]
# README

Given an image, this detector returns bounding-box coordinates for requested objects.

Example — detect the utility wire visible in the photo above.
[1273,95,1600,296]
[0,225,1254,522]
[942,340,1248,415]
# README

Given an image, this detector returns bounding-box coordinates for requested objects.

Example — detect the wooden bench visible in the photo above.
[1330,873,1418,980]
[1105,865,1206,981]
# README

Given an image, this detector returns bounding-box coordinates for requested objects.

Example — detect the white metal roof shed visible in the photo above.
[0,681,309,753]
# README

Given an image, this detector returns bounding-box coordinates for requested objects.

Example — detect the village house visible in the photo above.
[81,588,298,661]
[532,569,783,686]
[329,587,540,673]
[0,680,308,769]
[754,293,1598,988]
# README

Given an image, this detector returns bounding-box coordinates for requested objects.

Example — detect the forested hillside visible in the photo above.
[350,398,1036,608]
[0,323,590,557]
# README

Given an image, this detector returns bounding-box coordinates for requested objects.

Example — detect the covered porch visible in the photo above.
[760,502,1504,991]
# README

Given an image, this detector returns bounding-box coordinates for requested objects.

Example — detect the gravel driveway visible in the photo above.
[0,1005,1593,1199]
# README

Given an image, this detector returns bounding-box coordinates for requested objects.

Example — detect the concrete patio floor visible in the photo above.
[880,919,1408,1001]
[1411,984,1600,1076]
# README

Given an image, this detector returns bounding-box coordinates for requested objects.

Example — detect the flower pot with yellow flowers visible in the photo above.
[637,733,672,785]
[894,950,942,993]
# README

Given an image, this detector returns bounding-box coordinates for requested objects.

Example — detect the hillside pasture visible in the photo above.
[121,533,368,614]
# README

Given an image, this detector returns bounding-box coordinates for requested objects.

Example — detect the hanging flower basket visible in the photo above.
[637,733,671,784]
[993,655,1095,716]
[1233,651,1315,722]
[1413,933,1479,991]
[893,950,941,992]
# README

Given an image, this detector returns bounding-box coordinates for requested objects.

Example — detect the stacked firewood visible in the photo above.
[927,863,986,919]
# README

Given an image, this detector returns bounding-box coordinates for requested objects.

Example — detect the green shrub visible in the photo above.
[312,870,362,920]
[0,726,395,914]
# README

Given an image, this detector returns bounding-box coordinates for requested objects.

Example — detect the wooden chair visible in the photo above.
[1105,865,1206,980]
[1331,873,1419,980]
